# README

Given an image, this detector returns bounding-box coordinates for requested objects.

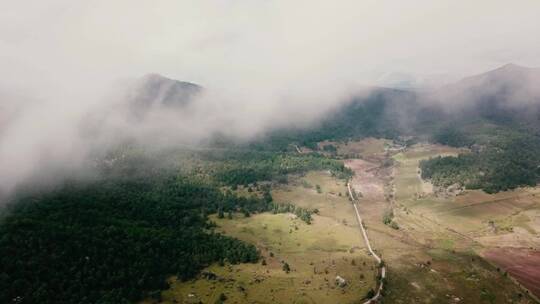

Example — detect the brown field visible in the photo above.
[344,159,385,200]
[387,143,540,303]
[334,137,390,158]
[342,142,537,303]
[483,248,540,299]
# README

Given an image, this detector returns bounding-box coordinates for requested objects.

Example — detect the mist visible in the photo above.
[2,0,540,196]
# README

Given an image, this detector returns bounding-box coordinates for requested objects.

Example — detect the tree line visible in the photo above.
[421,132,540,193]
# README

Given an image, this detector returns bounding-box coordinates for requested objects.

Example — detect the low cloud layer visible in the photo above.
[2,1,540,195]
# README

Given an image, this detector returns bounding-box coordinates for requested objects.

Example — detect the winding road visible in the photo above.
[347,182,386,304]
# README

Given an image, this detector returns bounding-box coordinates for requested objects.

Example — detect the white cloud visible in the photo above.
[1,0,540,193]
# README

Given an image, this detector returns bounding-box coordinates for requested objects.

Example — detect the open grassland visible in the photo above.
[340,142,531,303]
[392,144,462,201]
[392,144,540,244]
[143,171,377,304]
[272,171,357,226]
[141,143,538,303]
[388,143,540,302]
[384,248,534,304]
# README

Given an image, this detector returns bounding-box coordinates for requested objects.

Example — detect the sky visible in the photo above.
[2,1,540,90]
[1,0,540,194]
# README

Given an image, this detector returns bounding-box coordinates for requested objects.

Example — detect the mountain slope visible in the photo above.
[127,74,201,119]
[431,63,540,125]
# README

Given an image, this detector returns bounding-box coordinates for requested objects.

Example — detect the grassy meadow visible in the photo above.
[143,171,377,304]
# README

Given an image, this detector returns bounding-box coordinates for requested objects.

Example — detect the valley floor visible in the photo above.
[143,139,540,304]
[143,171,377,304]
[379,142,540,303]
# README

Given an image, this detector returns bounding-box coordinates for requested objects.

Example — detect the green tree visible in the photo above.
[282,262,291,273]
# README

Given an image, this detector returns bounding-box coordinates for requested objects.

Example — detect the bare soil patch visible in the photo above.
[484,248,540,298]
[344,159,384,200]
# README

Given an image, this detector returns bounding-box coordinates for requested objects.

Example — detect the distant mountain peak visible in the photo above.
[481,63,540,80]
[498,62,523,69]
[127,74,202,119]
[139,73,200,89]
[139,73,200,87]
[449,63,538,86]
[134,73,201,105]
[489,63,534,75]
[433,63,540,112]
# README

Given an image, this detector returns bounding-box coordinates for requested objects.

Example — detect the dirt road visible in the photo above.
[347,182,386,304]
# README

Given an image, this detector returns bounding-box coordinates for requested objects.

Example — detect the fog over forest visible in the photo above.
[2,0,540,196]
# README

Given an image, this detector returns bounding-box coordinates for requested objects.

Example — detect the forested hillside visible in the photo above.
[248,88,424,151]
[0,146,356,304]
[2,64,540,304]
[0,173,267,304]
[247,65,540,193]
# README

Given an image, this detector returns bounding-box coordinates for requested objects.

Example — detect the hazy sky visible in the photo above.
[1,0,540,194]
[2,1,540,90]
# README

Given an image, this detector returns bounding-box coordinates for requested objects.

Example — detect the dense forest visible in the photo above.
[0,173,269,304]
[0,146,356,304]
[202,150,353,186]
[421,132,540,193]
